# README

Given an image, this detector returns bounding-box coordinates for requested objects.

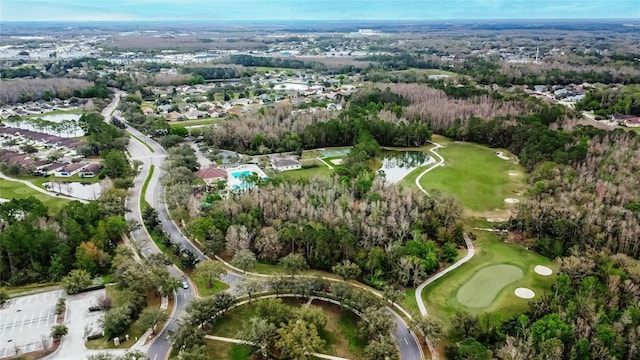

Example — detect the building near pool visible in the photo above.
[194,167,228,185]
[271,158,301,172]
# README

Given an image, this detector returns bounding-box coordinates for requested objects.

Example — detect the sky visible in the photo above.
[1,0,639,22]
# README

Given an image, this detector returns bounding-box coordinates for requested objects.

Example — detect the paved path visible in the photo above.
[316,157,334,169]
[0,172,88,204]
[215,257,423,360]
[415,233,475,316]
[414,141,444,196]
[108,89,421,360]
[412,140,476,360]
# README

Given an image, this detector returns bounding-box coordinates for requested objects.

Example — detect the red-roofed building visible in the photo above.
[624,118,640,128]
[194,167,228,185]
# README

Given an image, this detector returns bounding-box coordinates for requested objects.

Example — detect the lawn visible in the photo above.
[85,285,166,349]
[422,229,556,327]
[0,178,70,213]
[252,261,342,280]
[168,118,223,127]
[396,68,460,78]
[209,298,364,359]
[205,339,253,360]
[312,300,365,358]
[410,136,526,214]
[275,165,334,181]
[193,276,229,296]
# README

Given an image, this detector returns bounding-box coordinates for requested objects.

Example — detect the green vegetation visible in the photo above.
[274,165,334,181]
[314,300,366,358]
[85,286,163,349]
[205,340,253,360]
[0,178,70,214]
[576,84,640,117]
[167,118,223,127]
[250,262,341,280]
[455,264,523,308]
[413,135,525,213]
[208,298,365,359]
[140,165,154,204]
[192,277,229,296]
[422,230,556,323]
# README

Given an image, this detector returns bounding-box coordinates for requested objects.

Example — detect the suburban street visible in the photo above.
[104,92,423,360]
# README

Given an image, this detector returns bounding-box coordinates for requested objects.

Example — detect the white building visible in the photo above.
[272,158,301,171]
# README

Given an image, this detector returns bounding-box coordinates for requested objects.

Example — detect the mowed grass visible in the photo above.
[168,118,223,127]
[0,178,70,213]
[456,264,523,308]
[205,339,253,360]
[209,298,364,359]
[414,136,525,213]
[252,261,342,280]
[275,165,334,181]
[422,229,556,326]
[312,300,365,358]
[193,276,230,296]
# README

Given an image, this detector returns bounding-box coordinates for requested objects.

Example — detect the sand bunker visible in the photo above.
[331,158,343,165]
[508,171,519,176]
[496,151,510,160]
[504,198,520,204]
[534,265,553,276]
[486,218,508,223]
[514,288,535,299]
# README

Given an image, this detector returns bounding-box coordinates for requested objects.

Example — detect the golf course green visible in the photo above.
[456,264,523,308]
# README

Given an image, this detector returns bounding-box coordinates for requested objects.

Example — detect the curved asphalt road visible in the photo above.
[108,92,421,360]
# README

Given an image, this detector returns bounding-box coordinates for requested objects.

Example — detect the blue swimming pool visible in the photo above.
[231,170,252,178]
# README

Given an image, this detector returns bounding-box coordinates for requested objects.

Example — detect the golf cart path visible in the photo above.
[413,140,477,360]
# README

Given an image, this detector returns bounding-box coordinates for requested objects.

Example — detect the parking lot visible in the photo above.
[0,290,63,358]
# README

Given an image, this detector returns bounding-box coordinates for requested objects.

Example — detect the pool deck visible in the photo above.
[226,164,268,189]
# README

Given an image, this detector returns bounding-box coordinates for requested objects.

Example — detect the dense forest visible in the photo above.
[188,175,463,288]
[203,88,431,155]
[0,78,97,104]
[515,131,640,258]
[0,196,128,285]
[576,84,640,117]
[227,55,327,71]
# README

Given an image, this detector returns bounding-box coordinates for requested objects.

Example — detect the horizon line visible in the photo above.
[3,18,640,23]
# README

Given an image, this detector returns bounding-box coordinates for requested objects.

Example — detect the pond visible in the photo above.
[40,113,83,138]
[378,150,435,184]
[43,181,102,200]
